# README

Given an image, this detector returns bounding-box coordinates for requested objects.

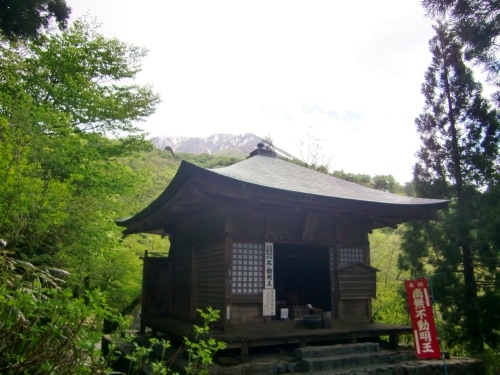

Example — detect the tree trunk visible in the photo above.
[440,32,482,352]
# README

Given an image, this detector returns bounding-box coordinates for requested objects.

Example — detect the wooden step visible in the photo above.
[311,357,484,374]
[295,342,380,360]
[300,352,392,372]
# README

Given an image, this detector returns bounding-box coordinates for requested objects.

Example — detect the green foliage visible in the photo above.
[122,308,225,375]
[332,170,373,187]
[372,282,410,329]
[371,228,406,283]
[370,228,411,331]
[0,0,71,40]
[477,348,500,375]
[415,22,500,190]
[148,338,173,375]
[183,308,226,375]
[1,252,225,375]
[124,337,160,375]
[332,170,407,194]
[177,152,244,169]
[22,17,160,135]
[0,17,160,311]
[0,252,118,374]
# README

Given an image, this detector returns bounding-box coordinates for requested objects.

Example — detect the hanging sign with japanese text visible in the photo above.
[264,242,274,289]
[404,278,441,359]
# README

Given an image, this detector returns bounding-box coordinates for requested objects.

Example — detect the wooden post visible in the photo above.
[389,334,399,349]
[190,245,196,319]
[140,250,148,335]
[298,338,307,348]
[240,342,249,359]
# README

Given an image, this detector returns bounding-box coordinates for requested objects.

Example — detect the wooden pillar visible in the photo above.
[140,250,148,335]
[240,342,249,359]
[298,338,307,348]
[389,334,399,349]
[190,245,196,319]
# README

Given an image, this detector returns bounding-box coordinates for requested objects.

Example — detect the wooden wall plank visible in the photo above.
[194,242,226,327]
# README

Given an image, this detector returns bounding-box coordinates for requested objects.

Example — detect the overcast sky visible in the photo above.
[67,0,439,183]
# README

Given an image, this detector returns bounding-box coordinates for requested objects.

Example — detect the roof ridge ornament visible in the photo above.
[248,142,277,158]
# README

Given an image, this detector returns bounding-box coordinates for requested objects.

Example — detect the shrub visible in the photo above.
[0,251,116,374]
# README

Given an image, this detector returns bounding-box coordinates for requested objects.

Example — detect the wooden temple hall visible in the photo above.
[116,144,449,355]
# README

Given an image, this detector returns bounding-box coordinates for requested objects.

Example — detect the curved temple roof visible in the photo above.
[209,155,446,206]
[116,152,449,234]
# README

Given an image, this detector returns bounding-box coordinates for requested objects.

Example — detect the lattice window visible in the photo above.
[339,247,364,267]
[231,243,264,294]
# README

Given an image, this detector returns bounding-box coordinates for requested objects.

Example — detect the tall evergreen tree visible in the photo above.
[400,22,500,353]
[0,0,71,40]
[421,1,500,99]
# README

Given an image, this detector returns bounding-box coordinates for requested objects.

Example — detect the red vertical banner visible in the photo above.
[404,278,441,359]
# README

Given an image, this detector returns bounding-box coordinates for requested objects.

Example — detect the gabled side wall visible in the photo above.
[141,255,171,321]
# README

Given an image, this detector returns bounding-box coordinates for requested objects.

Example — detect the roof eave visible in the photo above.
[115,160,450,234]
[115,160,199,228]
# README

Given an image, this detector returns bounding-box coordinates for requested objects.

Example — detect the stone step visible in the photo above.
[300,352,393,373]
[295,343,380,360]
[310,357,484,375]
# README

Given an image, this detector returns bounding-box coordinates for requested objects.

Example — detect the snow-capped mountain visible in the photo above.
[150,133,296,159]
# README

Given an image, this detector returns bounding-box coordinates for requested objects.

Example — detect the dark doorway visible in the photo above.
[273,244,331,311]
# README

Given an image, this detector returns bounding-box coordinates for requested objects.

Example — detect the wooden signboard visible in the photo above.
[265,242,274,289]
[338,262,378,299]
[263,288,276,316]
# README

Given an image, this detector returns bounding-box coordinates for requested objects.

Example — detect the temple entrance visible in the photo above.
[273,244,331,313]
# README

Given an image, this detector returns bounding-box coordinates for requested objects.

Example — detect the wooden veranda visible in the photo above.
[142,317,412,357]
